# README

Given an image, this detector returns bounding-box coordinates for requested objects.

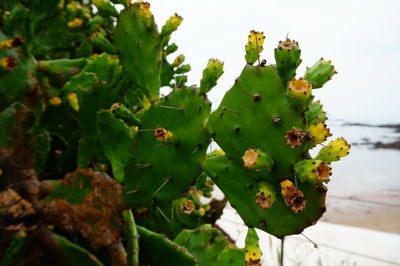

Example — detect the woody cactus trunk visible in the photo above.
[0,1,349,265]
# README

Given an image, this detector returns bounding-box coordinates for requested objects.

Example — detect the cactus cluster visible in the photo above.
[0,0,349,265]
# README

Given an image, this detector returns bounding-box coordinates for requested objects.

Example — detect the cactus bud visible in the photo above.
[286,78,313,111]
[1,56,18,71]
[304,58,336,89]
[274,38,301,83]
[245,30,265,64]
[172,54,185,67]
[90,32,117,54]
[294,159,331,185]
[161,13,183,36]
[305,101,327,125]
[242,148,273,173]
[255,182,276,209]
[137,2,152,27]
[198,58,224,95]
[316,137,350,164]
[49,97,62,106]
[166,43,178,55]
[280,179,306,213]
[67,92,79,111]
[175,64,191,74]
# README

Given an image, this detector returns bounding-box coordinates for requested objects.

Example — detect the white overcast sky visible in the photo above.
[125,0,400,124]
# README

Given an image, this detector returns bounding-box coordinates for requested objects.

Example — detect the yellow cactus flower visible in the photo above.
[67,18,84,28]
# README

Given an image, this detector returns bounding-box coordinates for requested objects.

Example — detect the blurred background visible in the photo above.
[125,1,400,265]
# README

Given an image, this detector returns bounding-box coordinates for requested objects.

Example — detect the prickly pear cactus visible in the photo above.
[0,0,349,265]
[204,33,350,238]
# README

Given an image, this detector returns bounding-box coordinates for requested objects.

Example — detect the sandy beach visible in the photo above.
[321,195,400,234]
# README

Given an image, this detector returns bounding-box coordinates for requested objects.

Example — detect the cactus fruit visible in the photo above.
[199,58,224,95]
[244,228,262,266]
[304,58,337,89]
[316,137,351,164]
[274,38,302,83]
[245,31,265,64]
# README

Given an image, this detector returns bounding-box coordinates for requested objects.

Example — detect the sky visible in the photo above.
[125,0,400,124]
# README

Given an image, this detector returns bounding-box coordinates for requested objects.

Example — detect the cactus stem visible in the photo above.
[153,176,172,197]
[159,105,184,111]
[222,106,240,115]
[156,206,172,224]
[135,163,152,168]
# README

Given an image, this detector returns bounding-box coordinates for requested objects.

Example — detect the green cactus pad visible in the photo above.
[0,232,27,266]
[137,226,197,266]
[207,64,308,182]
[115,3,162,101]
[214,248,245,266]
[174,224,233,266]
[304,58,336,89]
[97,110,135,182]
[274,38,302,83]
[53,233,104,266]
[204,155,327,237]
[124,87,211,206]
